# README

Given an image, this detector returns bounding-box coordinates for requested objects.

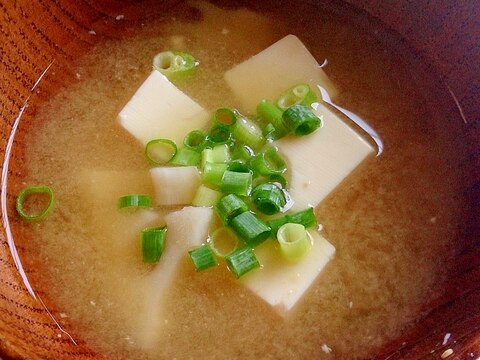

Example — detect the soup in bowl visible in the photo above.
[0,0,478,359]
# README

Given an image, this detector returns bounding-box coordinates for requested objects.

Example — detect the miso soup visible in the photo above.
[10,1,467,359]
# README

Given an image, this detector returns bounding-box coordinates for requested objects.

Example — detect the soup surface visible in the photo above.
[11,1,467,359]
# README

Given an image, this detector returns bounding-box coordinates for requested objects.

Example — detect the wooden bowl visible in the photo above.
[0,0,478,359]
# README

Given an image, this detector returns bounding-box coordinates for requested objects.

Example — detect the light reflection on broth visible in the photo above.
[12,1,467,359]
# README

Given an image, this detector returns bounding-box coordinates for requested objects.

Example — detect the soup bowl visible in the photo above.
[0,0,478,359]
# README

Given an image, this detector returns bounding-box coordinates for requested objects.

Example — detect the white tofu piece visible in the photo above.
[118,70,210,146]
[135,206,213,349]
[277,103,374,210]
[150,166,201,206]
[242,230,335,316]
[224,34,338,113]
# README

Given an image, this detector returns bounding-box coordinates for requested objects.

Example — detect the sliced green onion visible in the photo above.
[277,223,312,261]
[215,194,248,225]
[211,144,231,163]
[257,99,289,139]
[230,211,271,247]
[213,107,237,126]
[267,216,289,237]
[232,144,254,162]
[207,123,232,145]
[170,147,201,166]
[251,183,286,215]
[225,246,260,278]
[16,186,55,221]
[227,160,251,174]
[249,147,287,176]
[184,130,207,151]
[267,173,288,188]
[276,84,317,111]
[118,194,152,209]
[201,145,230,166]
[220,170,252,197]
[188,245,218,271]
[153,51,198,79]
[262,123,276,141]
[202,162,228,188]
[209,227,239,258]
[232,116,265,149]
[282,104,322,136]
[141,226,167,263]
[145,139,177,165]
[286,207,317,229]
[267,207,317,238]
[192,185,222,207]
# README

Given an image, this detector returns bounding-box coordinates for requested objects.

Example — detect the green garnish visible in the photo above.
[153,51,198,79]
[220,170,252,197]
[141,226,167,263]
[215,194,249,225]
[277,223,312,261]
[276,84,317,111]
[209,227,239,258]
[184,130,207,152]
[16,185,55,221]
[188,245,218,271]
[282,104,322,136]
[251,183,286,215]
[170,147,202,166]
[118,194,152,209]
[225,246,260,278]
[145,138,177,165]
[257,99,289,139]
[230,211,271,247]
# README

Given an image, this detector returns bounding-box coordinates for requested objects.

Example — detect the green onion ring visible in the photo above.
[16,185,55,221]
[145,139,177,165]
[118,194,152,209]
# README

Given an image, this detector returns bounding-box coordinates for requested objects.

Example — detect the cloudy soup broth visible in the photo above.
[13,1,467,359]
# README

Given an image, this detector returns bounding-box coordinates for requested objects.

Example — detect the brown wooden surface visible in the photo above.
[0,0,478,359]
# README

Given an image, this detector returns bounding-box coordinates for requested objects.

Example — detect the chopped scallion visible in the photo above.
[276,84,317,111]
[209,227,239,258]
[188,245,218,271]
[202,162,228,188]
[251,183,286,215]
[230,211,271,247]
[282,104,322,136]
[257,99,289,139]
[232,144,255,162]
[16,185,55,221]
[184,130,207,151]
[207,123,232,145]
[220,170,252,197]
[170,147,201,166]
[213,107,237,126]
[267,216,289,237]
[153,51,198,79]
[267,207,317,237]
[145,139,177,165]
[118,194,152,209]
[211,144,231,163]
[141,226,167,263]
[277,223,312,261]
[232,116,265,149]
[227,160,251,174]
[286,207,317,229]
[192,185,222,207]
[215,194,248,225]
[225,246,260,279]
[249,147,287,177]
